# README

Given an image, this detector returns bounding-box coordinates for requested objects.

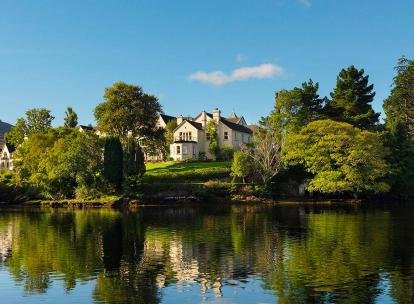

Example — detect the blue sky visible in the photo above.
[0,0,413,126]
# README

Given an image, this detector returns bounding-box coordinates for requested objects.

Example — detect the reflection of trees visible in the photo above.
[1,204,414,303]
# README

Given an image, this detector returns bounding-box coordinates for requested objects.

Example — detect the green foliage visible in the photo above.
[231,150,253,183]
[218,146,235,161]
[284,119,390,194]
[383,56,414,137]
[326,65,380,130]
[14,130,107,199]
[270,79,325,137]
[64,107,78,128]
[5,117,26,146]
[104,137,123,191]
[25,108,55,134]
[165,120,177,144]
[94,82,162,140]
[383,125,414,197]
[206,120,220,159]
[123,138,146,193]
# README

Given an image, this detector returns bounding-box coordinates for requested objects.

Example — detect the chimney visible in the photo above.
[212,108,221,123]
[176,115,183,125]
[201,111,207,127]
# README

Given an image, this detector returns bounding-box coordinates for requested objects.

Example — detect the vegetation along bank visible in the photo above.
[1,57,414,206]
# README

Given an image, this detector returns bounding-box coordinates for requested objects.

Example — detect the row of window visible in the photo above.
[205,132,250,142]
[176,145,197,155]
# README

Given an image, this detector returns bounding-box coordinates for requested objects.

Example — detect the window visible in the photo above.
[179,132,183,141]
[189,132,192,141]
[176,146,181,154]
[193,146,196,155]
[183,146,188,154]
[206,133,210,140]
[224,132,228,140]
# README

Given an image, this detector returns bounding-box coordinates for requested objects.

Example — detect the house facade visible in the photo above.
[0,143,15,170]
[169,108,254,161]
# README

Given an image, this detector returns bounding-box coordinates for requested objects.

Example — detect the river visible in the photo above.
[0,202,413,303]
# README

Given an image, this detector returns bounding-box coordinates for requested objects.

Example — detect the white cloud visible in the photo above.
[188,63,284,86]
[298,0,311,7]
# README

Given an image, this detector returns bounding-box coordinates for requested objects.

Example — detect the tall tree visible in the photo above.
[64,107,78,128]
[25,108,54,134]
[325,65,380,130]
[104,137,123,191]
[270,79,325,137]
[383,56,414,137]
[94,82,162,141]
[5,117,27,146]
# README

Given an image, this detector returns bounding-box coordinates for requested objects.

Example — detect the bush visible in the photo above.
[218,147,235,161]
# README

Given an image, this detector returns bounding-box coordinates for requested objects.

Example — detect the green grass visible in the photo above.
[144,161,231,183]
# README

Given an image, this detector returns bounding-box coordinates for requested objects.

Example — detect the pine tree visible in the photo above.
[64,107,78,128]
[326,65,380,130]
[104,137,123,191]
[384,56,414,137]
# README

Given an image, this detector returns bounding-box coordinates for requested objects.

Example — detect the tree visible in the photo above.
[383,126,414,198]
[5,117,26,146]
[325,65,380,130]
[270,79,325,137]
[123,137,146,178]
[25,108,54,134]
[165,120,177,144]
[383,56,414,137]
[64,107,78,128]
[94,82,162,141]
[206,120,220,159]
[249,127,282,185]
[284,119,389,194]
[104,137,123,191]
[231,149,253,183]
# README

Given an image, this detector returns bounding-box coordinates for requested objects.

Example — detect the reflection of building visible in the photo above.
[143,235,224,297]
[0,224,13,262]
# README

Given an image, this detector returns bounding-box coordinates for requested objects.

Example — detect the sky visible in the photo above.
[0,0,413,126]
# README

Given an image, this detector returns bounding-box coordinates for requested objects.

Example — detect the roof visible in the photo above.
[226,117,241,124]
[2,143,16,153]
[221,118,253,134]
[174,119,203,132]
[79,125,95,131]
[186,120,203,130]
[160,114,176,124]
[246,125,258,133]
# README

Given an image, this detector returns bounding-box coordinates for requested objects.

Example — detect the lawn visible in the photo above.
[144,161,231,182]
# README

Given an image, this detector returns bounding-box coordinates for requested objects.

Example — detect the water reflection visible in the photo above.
[0,204,413,303]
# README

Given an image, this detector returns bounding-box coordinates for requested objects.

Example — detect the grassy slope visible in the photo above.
[144,161,231,183]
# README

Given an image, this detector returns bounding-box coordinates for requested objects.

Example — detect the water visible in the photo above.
[0,203,413,303]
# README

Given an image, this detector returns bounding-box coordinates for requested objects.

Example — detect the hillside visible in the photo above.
[0,120,13,143]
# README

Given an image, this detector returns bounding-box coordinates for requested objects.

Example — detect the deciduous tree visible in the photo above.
[284,120,389,194]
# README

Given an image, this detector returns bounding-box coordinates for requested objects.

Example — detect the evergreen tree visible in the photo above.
[270,79,325,137]
[123,138,146,178]
[383,56,414,137]
[104,137,123,191]
[383,57,414,197]
[64,107,78,128]
[326,65,380,130]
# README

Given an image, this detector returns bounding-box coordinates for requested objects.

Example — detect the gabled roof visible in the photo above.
[174,119,203,132]
[226,117,241,124]
[2,143,15,154]
[79,125,95,131]
[160,114,176,124]
[246,125,258,133]
[221,118,253,134]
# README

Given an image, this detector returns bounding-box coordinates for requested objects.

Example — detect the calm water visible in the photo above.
[0,203,413,304]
